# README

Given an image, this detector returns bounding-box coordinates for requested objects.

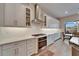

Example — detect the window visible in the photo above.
[65,21,77,34]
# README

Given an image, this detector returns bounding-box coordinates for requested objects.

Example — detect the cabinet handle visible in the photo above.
[16,48,18,55]
[14,43,18,45]
[15,48,18,56]
[15,49,16,55]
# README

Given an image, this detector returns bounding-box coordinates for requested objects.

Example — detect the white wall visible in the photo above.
[46,15,60,28]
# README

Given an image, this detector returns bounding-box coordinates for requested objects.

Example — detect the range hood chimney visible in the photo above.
[35,4,37,19]
[32,3,43,24]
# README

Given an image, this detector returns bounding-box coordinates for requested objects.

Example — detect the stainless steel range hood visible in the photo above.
[32,4,44,24]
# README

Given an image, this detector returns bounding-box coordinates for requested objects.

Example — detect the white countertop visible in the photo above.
[65,34,73,36]
[0,33,57,45]
[70,37,79,45]
[0,27,61,45]
[0,35,35,45]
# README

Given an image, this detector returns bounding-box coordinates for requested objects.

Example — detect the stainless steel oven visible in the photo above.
[38,36,47,50]
[32,33,47,51]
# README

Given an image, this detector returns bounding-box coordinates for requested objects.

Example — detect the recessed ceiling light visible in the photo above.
[65,11,68,14]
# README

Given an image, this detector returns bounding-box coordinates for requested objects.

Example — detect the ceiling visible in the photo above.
[38,3,79,18]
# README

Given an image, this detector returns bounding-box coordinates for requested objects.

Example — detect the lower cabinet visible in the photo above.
[26,38,38,56]
[47,34,54,46]
[1,40,27,56]
[47,33,61,46]
[0,39,38,56]
[16,44,27,56]
[0,46,2,56]
[2,47,16,56]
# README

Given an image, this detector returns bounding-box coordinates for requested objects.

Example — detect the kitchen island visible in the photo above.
[70,37,79,56]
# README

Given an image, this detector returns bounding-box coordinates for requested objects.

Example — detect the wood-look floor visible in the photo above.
[35,39,72,56]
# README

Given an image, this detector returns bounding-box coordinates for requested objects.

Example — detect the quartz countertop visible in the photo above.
[70,37,79,46]
[0,33,57,45]
[0,27,61,45]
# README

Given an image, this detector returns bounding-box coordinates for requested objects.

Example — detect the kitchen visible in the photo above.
[0,3,61,56]
[1,3,79,56]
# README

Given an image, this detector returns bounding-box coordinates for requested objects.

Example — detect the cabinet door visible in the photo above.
[1,43,16,56]
[54,33,61,40]
[1,40,27,56]
[47,34,54,46]
[26,39,38,56]
[15,41,27,56]
[2,47,15,56]
[5,4,17,27]
[0,4,5,26]
[15,45,27,56]
[0,46,2,56]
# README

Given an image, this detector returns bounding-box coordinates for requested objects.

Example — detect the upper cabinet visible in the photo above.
[0,3,34,27]
[0,3,5,27]
[0,3,59,28]
[4,4,32,27]
[4,4,17,27]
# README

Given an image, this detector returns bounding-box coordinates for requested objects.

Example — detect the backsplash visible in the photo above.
[0,27,41,38]
[0,27,60,39]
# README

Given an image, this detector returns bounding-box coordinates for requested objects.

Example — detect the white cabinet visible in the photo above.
[0,47,1,55]
[14,40,27,56]
[1,3,34,27]
[26,38,38,56]
[4,4,17,27]
[0,3,17,27]
[0,3,5,26]
[47,33,61,46]
[0,39,38,56]
[54,33,61,40]
[1,43,16,56]
[47,34,55,46]
[1,40,27,56]
[2,47,16,56]
[0,3,28,27]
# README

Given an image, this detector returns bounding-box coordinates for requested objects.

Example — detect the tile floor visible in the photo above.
[36,39,72,56]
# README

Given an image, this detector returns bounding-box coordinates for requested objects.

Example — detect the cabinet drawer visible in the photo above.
[13,40,26,47]
[2,47,16,56]
[2,40,26,50]
[1,40,27,56]
[2,43,15,50]
[26,39,38,55]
